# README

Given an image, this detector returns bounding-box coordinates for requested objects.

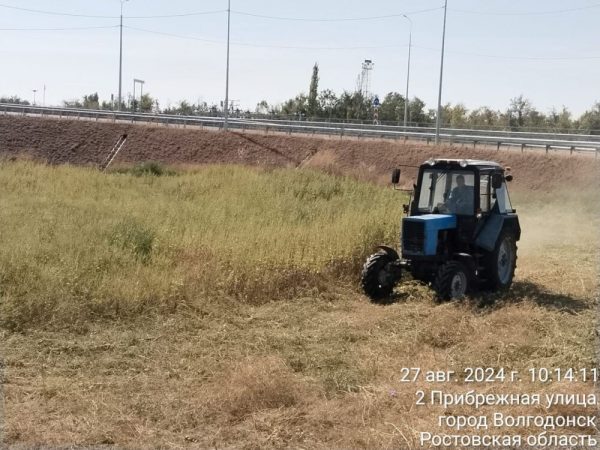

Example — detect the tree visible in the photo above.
[378,92,405,124]
[163,100,195,115]
[318,89,338,120]
[307,63,319,117]
[335,91,370,121]
[281,93,308,118]
[255,100,269,115]
[469,107,500,129]
[444,103,468,127]
[546,106,572,132]
[63,98,83,108]
[82,92,100,109]
[0,95,30,105]
[508,95,533,128]
[407,98,430,125]
[139,93,155,113]
[578,102,600,133]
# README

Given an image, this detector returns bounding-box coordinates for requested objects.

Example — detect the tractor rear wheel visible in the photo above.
[361,251,399,302]
[433,261,470,301]
[484,232,517,291]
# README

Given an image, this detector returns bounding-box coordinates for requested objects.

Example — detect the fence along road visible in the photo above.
[2,103,599,157]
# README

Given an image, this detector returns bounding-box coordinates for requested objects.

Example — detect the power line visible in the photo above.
[0,3,226,19]
[125,26,409,50]
[0,2,441,21]
[0,25,118,31]
[413,45,600,61]
[450,3,600,16]
[230,6,444,22]
[2,2,598,21]
[125,26,221,45]
[126,10,226,19]
[0,3,116,18]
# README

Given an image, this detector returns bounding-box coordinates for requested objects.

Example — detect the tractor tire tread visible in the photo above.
[361,251,396,302]
[433,260,469,301]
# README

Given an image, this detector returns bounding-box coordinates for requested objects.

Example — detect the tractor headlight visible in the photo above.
[426,158,436,166]
[459,159,468,168]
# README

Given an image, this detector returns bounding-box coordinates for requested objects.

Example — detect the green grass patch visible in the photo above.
[0,161,402,331]
[113,161,177,177]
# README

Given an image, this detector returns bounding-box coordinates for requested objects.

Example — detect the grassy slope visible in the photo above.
[1,162,599,449]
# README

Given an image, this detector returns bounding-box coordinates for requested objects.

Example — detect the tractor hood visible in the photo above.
[402,214,457,256]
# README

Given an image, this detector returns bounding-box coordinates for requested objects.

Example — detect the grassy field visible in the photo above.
[1,161,598,449]
[0,161,400,331]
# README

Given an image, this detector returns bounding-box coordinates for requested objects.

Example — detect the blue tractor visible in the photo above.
[361,158,520,301]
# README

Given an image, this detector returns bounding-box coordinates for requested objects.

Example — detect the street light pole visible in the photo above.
[223,0,231,131]
[133,78,145,112]
[402,14,412,129]
[32,89,37,106]
[435,0,448,145]
[118,0,129,111]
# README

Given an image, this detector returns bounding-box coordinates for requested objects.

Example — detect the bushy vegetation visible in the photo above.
[0,161,401,331]
[113,161,176,177]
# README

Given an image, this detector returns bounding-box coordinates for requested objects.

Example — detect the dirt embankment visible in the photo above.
[0,115,598,191]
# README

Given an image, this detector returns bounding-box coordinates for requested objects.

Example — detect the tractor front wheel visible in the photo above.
[361,251,400,302]
[433,261,470,301]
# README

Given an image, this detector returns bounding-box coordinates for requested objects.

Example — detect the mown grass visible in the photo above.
[0,161,401,331]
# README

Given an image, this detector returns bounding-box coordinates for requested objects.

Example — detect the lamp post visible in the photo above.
[32,89,37,106]
[402,14,412,129]
[133,78,145,112]
[223,0,231,131]
[435,0,448,145]
[118,0,129,111]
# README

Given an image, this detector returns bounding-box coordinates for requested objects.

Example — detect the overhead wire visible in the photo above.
[124,26,408,50]
[0,3,117,18]
[0,3,226,19]
[413,45,600,61]
[450,3,600,16]
[125,26,600,59]
[230,6,444,22]
[0,25,118,31]
[2,2,598,20]
[1,2,598,59]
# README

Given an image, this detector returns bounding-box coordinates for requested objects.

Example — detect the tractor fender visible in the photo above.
[376,245,400,261]
[474,215,503,252]
[475,214,521,252]
[453,253,477,275]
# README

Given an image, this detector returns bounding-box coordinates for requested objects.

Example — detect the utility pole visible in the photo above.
[435,0,448,145]
[223,0,231,131]
[32,89,37,106]
[43,85,46,106]
[118,0,129,111]
[402,14,412,129]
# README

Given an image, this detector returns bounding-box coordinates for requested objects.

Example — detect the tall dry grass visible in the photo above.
[0,161,402,331]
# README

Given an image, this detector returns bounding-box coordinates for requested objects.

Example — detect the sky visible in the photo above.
[0,0,599,116]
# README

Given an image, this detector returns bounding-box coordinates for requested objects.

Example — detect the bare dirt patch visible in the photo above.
[1,115,598,193]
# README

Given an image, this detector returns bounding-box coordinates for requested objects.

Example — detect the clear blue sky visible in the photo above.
[1,0,598,115]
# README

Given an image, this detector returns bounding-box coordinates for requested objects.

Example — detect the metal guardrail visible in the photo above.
[1,103,599,156]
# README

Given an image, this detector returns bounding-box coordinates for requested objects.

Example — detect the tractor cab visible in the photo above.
[362,159,520,302]
[412,159,514,216]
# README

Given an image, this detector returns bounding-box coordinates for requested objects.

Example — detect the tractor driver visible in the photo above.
[446,174,473,214]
